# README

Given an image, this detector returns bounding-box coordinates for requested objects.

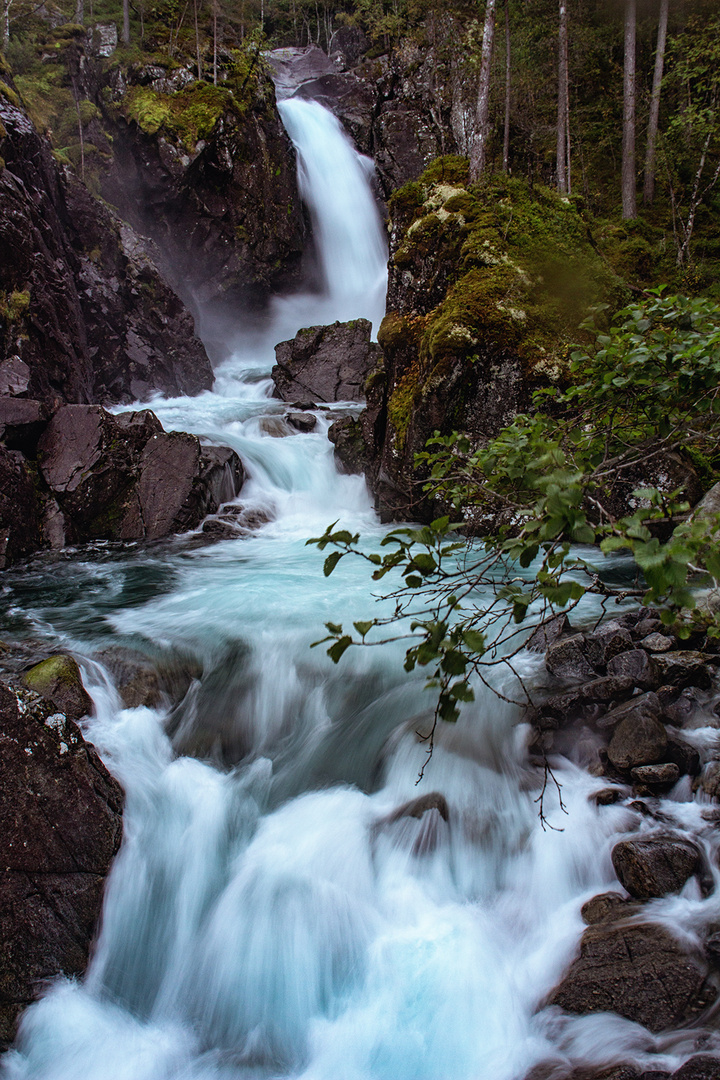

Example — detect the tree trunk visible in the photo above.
[2,0,11,50]
[122,0,130,44]
[502,0,511,173]
[643,0,669,206]
[212,0,217,85]
[557,0,569,193]
[74,0,83,24]
[470,0,497,180]
[622,0,637,218]
[193,0,202,79]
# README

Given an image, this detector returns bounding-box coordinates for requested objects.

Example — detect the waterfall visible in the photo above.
[278,98,387,334]
[0,99,711,1080]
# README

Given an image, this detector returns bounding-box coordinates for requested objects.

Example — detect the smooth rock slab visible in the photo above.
[549,919,714,1032]
[611,835,702,898]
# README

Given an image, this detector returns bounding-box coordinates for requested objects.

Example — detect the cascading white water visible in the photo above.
[2,98,718,1080]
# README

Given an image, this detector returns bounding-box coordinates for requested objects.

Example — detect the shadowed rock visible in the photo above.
[611,835,702,899]
[0,681,123,1048]
[272,320,381,404]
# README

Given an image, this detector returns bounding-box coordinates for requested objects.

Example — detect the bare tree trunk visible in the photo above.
[643,0,669,206]
[2,0,11,50]
[193,0,202,78]
[557,0,569,193]
[470,0,497,180]
[212,0,217,84]
[622,0,637,218]
[122,0,130,44]
[502,0,511,173]
[74,0,83,24]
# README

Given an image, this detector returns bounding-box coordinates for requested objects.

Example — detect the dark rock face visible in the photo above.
[0,681,123,1048]
[549,918,714,1032]
[0,404,244,568]
[100,66,305,314]
[0,94,213,407]
[0,446,43,570]
[611,836,702,899]
[36,405,244,546]
[272,320,381,404]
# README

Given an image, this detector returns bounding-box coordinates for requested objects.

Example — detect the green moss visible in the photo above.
[0,80,22,108]
[24,654,82,695]
[422,155,470,186]
[388,358,424,446]
[0,289,30,323]
[120,81,231,148]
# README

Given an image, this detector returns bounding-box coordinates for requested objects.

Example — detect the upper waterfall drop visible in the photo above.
[277,97,388,336]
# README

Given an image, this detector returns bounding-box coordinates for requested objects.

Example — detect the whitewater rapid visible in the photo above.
[2,97,717,1080]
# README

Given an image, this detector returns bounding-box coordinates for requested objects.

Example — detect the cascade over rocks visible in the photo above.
[272,319,381,404]
[0,679,123,1049]
[0,93,213,406]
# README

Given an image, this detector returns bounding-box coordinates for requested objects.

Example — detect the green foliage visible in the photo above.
[0,288,30,322]
[309,291,720,732]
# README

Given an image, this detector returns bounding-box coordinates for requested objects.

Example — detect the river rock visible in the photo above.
[606,712,668,771]
[580,892,639,925]
[23,655,93,722]
[629,762,680,791]
[672,1058,720,1080]
[387,792,449,822]
[611,835,702,899]
[526,615,572,653]
[583,623,633,669]
[640,633,675,653]
[595,691,662,732]
[549,918,714,1032]
[0,681,123,1048]
[651,652,714,691]
[545,634,597,681]
[272,320,381,404]
[606,649,659,690]
[286,412,317,432]
[0,397,48,454]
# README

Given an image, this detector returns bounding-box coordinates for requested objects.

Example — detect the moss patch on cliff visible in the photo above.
[120,81,231,146]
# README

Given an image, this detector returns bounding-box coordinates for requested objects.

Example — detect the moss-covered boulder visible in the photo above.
[23,655,92,722]
[353,159,625,521]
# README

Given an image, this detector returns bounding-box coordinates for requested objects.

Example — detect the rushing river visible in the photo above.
[2,98,717,1080]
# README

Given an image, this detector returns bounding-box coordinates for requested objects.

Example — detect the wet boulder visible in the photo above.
[580,891,639,925]
[286,412,317,433]
[606,710,668,772]
[651,652,714,691]
[0,681,123,1049]
[23,655,93,722]
[606,649,659,690]
[630,762,680,792]
[272,320,381,404]
[595,691,662,733]
[545,634,597,681]
[611,835,702,899]
[549,918,715,1032]
[672,1058,720,1080]
[583,622,633,669]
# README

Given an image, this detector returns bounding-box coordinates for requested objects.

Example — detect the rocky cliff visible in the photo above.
[0,659,123,1050]
[329,161,627,520]
[0,85,213,406]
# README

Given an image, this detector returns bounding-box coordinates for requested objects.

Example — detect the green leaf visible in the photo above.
[462,629,486,654]
[353,620,374,638]
[327,636,353,663]
[324,551,344,577]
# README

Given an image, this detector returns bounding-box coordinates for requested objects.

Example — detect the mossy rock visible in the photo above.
[23,655,93,721]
